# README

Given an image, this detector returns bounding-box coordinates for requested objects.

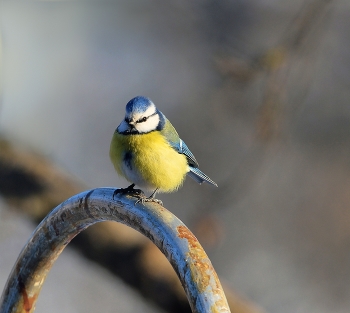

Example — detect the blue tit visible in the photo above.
[110,96,217,203]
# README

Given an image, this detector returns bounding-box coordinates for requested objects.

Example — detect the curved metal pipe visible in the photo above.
[0,187,230,313]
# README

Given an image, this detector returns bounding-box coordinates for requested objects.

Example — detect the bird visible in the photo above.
[109,96,217,204]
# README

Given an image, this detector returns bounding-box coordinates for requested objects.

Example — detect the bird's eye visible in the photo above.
[125,117,130,123]
[138,116,147,123]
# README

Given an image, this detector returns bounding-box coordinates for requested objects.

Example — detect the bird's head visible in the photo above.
[117,96,163,134]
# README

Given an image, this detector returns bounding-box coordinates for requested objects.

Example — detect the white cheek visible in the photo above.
[135,115,159,133]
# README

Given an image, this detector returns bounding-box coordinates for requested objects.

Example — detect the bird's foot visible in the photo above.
[135,196,163,206]
[135,187,162,206]
[113,184,144,199]
[113,185,162,205]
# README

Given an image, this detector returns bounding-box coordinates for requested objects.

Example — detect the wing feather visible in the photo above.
[160,116,198,166]
[187,166,218,186]
[159,114,217,187]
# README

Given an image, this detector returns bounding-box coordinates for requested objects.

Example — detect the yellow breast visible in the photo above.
[109,131,189,192]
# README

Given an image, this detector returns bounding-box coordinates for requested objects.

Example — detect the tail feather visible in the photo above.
[187,167,218,187]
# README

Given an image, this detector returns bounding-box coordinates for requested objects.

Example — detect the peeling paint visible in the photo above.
[177,225,230,313]
[177,225,211,292]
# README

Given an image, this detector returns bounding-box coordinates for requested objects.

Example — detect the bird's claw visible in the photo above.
[135,196,163,206]
[113,184,144,199]
[112,185,162,205]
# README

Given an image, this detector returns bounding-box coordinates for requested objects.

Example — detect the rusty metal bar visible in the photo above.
[0,187,230,313]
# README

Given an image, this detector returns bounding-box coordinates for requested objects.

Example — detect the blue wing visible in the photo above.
[174,139,217,186]
[159,115,217,187]
[159,115,198,166]
[176,139,199,167]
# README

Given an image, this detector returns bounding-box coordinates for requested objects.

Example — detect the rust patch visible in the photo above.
[18,278,38,312]
[177,225,211,292]
[177,225,229,312]
[22,291,38,312]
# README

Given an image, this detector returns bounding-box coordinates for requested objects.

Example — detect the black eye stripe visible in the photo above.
[136,112,157,123]
[136,116,147,123]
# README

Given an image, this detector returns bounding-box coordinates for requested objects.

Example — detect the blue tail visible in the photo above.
[187,166,218,187]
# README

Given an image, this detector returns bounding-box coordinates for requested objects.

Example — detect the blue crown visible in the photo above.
[126,96,153,114]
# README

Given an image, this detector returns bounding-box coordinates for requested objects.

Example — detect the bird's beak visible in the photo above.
[128,121,136,130]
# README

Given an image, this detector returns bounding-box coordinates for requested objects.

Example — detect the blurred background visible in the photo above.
[1,0,350,312]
